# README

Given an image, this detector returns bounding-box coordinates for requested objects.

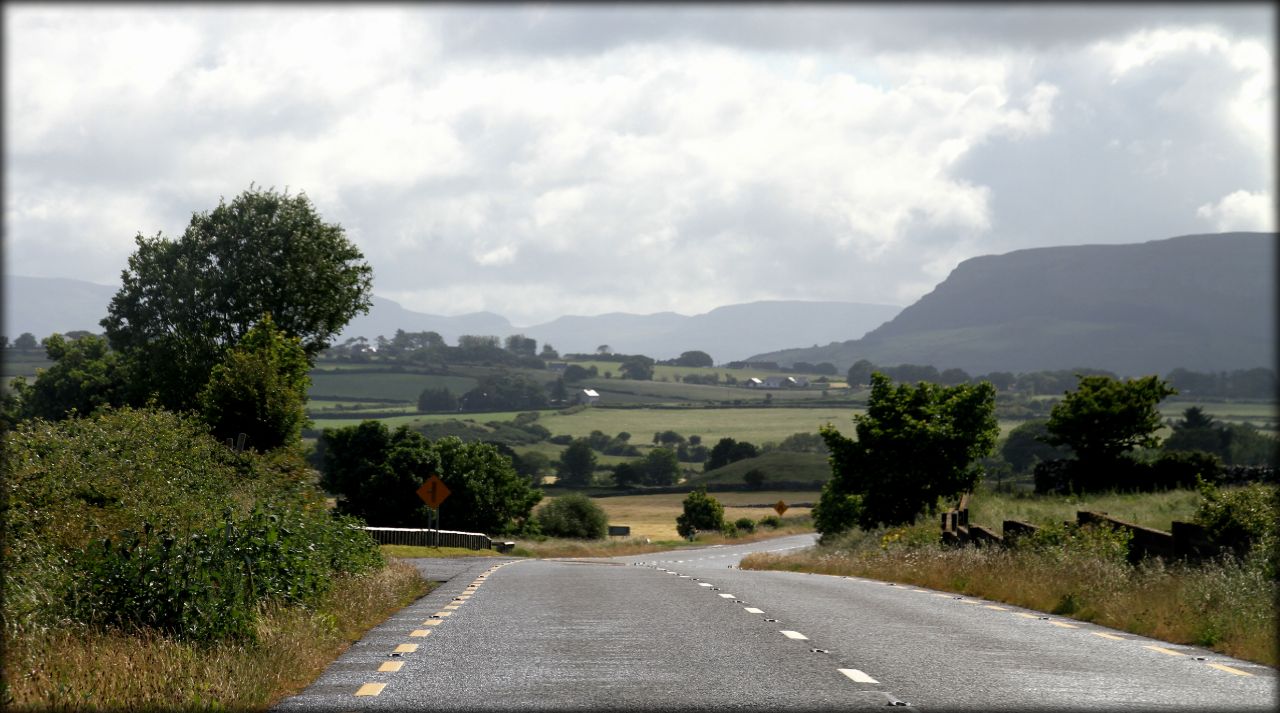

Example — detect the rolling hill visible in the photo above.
[749,232,1276,377]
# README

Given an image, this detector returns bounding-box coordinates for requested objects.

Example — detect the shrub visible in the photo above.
[676,486,724,540]
[1194,481,1279,563]
[1009,521,1132,565]
[1142,450,1224,490]
[743,468,767,490]
[534,493,608,539]
[734,517,756,534]
[758,515,782,529]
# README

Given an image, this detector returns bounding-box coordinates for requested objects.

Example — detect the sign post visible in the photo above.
[773,500,789,517]
[416,474,451,548]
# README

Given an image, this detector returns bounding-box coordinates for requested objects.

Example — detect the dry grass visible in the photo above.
[584,489,818,540]
[968,489,1202,531]
[741,528,1278,667]
[4,560,431,712]
[513,518,814,559]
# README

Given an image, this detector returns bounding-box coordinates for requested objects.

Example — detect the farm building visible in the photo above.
[576,388,600,405]
[744,377,764,388]
[761,376,797,388]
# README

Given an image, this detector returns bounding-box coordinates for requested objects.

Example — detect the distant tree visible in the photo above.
[1044,375,1177,489]
[815,372,998,534]
[1000,420,1069,474]
[539,343,559,359]
[655,430,685,446]
[418,386,458,412]
[13,332,38,350]
[776,431,828,454]
[547,377,568,404]
[102,185,372,411]
[743,468,767,490]
[562,364,594,383]
[939,368,971,385]
[535,493,607,539]
[620,356,655,381]
[505,334,537,357]
[14,333,128,421]
[676,486,724,539]
[0,336,8,349]
[980,371,1016,391]
[198,315,311,452]
[612,461,644,488]
[641,447,680,486]
[460,373,549,411]
[674,350,714,368]
[513,450,552,485]
[846,359,876,386]
[596,344,611,355]
[556,438,598,487]
[704,437,759,471]
[813,362,838,376]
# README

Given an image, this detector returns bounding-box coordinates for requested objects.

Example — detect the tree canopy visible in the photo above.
[815,372,998,534]
[101,185,372,410]
[1044,374,1177,467]
[197,315,311,452]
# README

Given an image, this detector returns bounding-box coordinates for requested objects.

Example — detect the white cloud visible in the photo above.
[1196,190,1275,232]
[3,5,1274,324]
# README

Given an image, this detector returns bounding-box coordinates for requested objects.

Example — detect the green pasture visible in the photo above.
[689,451,832,485]
[534,406,863,445]
[561,360,841,383]
[579,377,846,405]
[307,371,476,402]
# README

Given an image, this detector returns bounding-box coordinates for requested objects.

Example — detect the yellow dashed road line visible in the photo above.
[394,643,418,653]
[1092,632,1125,641]
[1050,621,1078,629]
[355,683,385,696]
[379,661,404,672]
[421,619,443,626]
[1015,613,1040,619]
[1144,645,1187,657]
[410,629,431,637]
[982,605,1008,611]
[1207,663,1253,676]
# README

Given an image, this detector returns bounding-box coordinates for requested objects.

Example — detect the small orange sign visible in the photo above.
[417,474,451,509]
[773,500,788,517]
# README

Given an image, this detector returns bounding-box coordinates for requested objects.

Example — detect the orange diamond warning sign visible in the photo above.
[417,474,450,509]
[773,500,788,517]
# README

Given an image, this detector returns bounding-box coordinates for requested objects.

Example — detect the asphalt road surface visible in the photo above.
[274,534,1277,711]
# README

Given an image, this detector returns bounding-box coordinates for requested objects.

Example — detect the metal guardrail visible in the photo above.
[361,526,493,550]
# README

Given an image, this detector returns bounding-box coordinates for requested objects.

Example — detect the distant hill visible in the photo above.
[336,296,516,346]
[2,276,900,363]
[3,275,118,339]
[519,301,902,362]
[748,232,1276,377]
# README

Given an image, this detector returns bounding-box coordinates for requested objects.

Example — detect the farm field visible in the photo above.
[580,377,845,404]
[308,371,476,402]
[548,489,819,541]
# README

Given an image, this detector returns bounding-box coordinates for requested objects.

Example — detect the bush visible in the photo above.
[1142,450,1224,490]
[534,493,608,539]
[1008,521,1132,565]
[758,515,782,529]
[676,486,724,540]
[743,468,767,490]
[734,517,756,534]
[1195,481,1279,562]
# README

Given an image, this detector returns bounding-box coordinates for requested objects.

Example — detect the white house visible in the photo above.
[744,377,764,388]
[761,376,797,388]
[577,388,600,405]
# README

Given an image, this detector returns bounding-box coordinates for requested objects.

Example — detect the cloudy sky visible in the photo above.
[4,3,1274,326]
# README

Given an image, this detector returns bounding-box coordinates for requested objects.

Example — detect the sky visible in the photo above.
[3,3,1275,327]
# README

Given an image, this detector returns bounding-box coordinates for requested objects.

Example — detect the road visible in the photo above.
[274,534,1276,711]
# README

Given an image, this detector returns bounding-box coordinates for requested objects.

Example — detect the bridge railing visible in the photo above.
[360,526,493,550]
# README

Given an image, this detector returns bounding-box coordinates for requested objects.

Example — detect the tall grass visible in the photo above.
[3,561,430,711]
[741,516,1277,667]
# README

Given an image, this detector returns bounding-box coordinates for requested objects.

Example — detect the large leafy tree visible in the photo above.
[1044,374,1177,469]
[12,334,128,421]
[815,372,998,535]
[556,438,598,487]
[102,185,373,410]
[197,315,310,452]
[318,421,541,534]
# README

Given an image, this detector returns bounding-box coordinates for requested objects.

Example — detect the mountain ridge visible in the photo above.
[748,232,1275,376]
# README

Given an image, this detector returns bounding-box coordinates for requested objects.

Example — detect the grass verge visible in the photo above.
[3,560,431,711]
[740,524,1277,668]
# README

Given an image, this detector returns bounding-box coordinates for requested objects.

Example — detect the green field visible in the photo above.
[308,371,477,402]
